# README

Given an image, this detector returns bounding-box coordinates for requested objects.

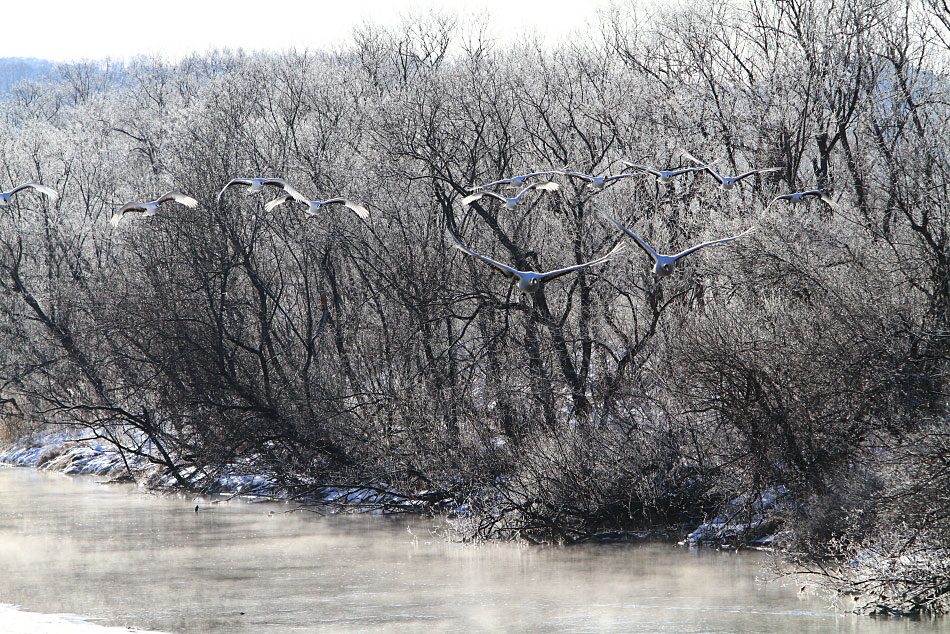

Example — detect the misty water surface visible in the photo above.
[0,466,946,633]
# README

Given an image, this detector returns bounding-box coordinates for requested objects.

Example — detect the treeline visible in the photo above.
[0,0,949,614]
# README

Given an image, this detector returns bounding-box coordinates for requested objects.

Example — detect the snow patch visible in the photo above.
[686,487,788,546]
[0,604,169,634]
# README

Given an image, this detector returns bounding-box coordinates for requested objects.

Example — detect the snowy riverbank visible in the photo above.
[0,604,170,634]
[0,430,433,512]
[0,429,778,546]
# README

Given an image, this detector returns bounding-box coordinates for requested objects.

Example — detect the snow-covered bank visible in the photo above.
[0,604,169,634]
[0,430,437,512]
[0,430,292,495]
[684,487,787,547]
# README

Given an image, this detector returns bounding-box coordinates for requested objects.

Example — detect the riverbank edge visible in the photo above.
[0,429,775,547]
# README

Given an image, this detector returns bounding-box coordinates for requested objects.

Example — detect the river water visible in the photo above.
[0,466,946,634]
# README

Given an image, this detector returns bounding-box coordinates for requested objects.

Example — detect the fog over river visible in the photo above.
[0,466,945,633]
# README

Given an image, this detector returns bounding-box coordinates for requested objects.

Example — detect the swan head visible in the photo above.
[519,275,541,293]
[654,260,675,277]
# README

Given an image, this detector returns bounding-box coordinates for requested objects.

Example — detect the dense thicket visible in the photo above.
[1,0,949,614]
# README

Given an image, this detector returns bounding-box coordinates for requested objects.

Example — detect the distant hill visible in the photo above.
[0,57,55,94]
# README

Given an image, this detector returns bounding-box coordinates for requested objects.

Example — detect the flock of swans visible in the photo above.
[1,154,837,296]
[453,155,836,288]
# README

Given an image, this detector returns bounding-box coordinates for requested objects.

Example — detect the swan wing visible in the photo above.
[600,208,660,262]
[539,242,625,283]
[449,232,518,280]
[672,226,755,261]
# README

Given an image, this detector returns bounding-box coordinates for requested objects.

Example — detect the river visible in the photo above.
[0,465,946,633]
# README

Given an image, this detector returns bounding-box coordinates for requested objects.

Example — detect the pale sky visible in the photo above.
[2,0,614,62]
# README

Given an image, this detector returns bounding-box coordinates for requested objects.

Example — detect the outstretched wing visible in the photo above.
[733,167,781,183]
[622,161,660,177]
[263,178,308,202]
[469,177,512,190]
[802,190,840,209]
[448,232,519,280]
[600,208,660,263]
[669,166,707,176]
[605,173,638,183]
[157,191,198,207]
[679,150,724,184]
[562,171,594,183]
[264,193,295,213]
[521,180,560,196]
[217,178,254,202]
[525,170,561,179]
[10,182,59,201]
[462,190,506,206]
[111,202,146,227]
[539,242,626,283]
[672,226,755,261]
[319,197,370,219]
[343,200,370,219]
[769,193,795,206]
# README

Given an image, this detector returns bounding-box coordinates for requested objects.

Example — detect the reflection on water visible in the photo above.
[0,466,946,634]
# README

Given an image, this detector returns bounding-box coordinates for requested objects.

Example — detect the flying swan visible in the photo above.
[449,232,624,294]
[468,171,564,191]
[264,194,369,219]
[680,150,780,191]
[0,183,58,206]
[110,191,198,227]
[461,181,559,209]
[769,190,839,209]
[561,171,640,190]
[217,178,308,205]
[601,208,753,278]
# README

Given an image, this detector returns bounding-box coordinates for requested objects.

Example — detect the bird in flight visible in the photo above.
[461,181,559,210]
[110,191,198,227]
[621,161,711,184]
[468,171,563,191]
[0,183,58,206]
[680,150,781,191]
[601,209,753,278]
[561,171,640,191]
[264,194,369,219]
[449,232,624,294]
[217,178,307,205]
[769,190,839,210]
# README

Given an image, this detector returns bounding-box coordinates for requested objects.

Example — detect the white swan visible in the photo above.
[0,183,58,206]
[561,171,640,191]
[217,178,307,205]
[264,194,369,219]
[601,208,753,277]
[449,232,625,293]
[680,151,780,191]
[461,181,559,209]
[468,171,563,191]
[769,190,839,209]
[110,191,198,227]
